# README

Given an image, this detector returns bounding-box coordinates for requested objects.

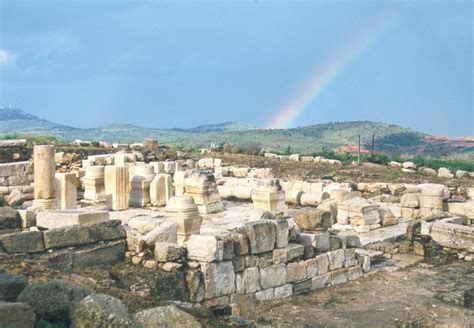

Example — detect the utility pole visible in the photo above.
[371,134,375,160]
[357,135,361,165]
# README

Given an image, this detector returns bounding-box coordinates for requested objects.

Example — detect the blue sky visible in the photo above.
[0,1,472,136]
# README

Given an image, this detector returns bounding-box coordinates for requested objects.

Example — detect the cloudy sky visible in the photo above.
[0,1,472,136]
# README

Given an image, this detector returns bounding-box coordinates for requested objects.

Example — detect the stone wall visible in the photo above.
[0,217,127,270]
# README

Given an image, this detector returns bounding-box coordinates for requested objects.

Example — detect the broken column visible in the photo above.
[184,170,223,214]
[165,195,202,245]
[129,165,155,207]
[150,173,173,207]
[105,166,129,211]
[55,172,77,209]
[33,145,57,209]
[419,183,445,217]
[83,165,106,201]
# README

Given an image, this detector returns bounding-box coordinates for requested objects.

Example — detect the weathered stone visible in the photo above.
[0,273,27,302]
[43,224,90,249]
[185,270,204,303]
[55,172,77,209]
[293,209,331,231]
[327,249,345,271]
[348,266,363,281]
[255,288,274,301]
[293,279,312,295]
[36,209,109,229]
[71,294,133,328]
[274,284,293,298]
[33,145,56,208]
[430,222,474,252]
[316,254,329,274]
[274,219,289,248]
[245,220,276,254]
[241,267,260,293]
[0,207,20,230]
[260,264,286,289]
[0,302,36,328]
[150,174,173,207]
[16,210,36,228]
[154,242,184,262]
[142,221,178,245]
[0,230,44,253]
[186,234,223,262]
[165,196,201,245]
[232,233,249,256]
[287,261,307,282]
[400,193,420,208]
[438,167,454,179]
[104,166,129,211]
[300,231,330,252]
[18,279,91,322]
[72,240,126,268]
[86,219,126,242]
[201,262,235,298]
[311,273,331,290]
[331,268,349,285]
[133,305,202,328]
[83,165,106,202]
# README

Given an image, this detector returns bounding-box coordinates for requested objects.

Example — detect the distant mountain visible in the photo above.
[1,107,472,158]
[0,107,76,134]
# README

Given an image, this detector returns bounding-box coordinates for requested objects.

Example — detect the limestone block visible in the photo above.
[274,284,293,298]
[255,289,274,301]
[244,220,276,254]
[289,154,300,162]
[186,235,224,262]
[327,249,345,271]
[71,240,126,268]
[286,190,303,205]
[259,264,287,290]
[150,174,173,206]
[305,258,318,278]
[293,209,331,231]
[348,266,363,281]
[293,279,312,294]
[129,177,151,208]
[273,243,304,264]
[311,273,331,290]
[43,225,90,249]
[331,267,349,285]
[430,222,474,252]
[419,195,443,209]
[273,220,289,248]
[400,193,420,208]
[154,242,184,262]
[141,221,178,245]
[36,209,109,229]
[201,262,235,299]
[378,207,397,226]
[286,261,307,282]
[252,189,286,212]
[231,233,249,256]
[83,166,106,201]
[0,231,45,253]
[299,231,330,252]
[241,267,260,293]
[55,172,77,209]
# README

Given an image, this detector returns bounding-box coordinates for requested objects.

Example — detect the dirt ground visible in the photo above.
[242,258,474,327]
[206,153,473,190]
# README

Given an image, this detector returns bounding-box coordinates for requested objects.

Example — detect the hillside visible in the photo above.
[0,107,472,158]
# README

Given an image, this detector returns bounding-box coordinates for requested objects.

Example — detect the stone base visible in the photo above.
[32,198,57,210]
[36,209,109,229]
[198,202,224,214]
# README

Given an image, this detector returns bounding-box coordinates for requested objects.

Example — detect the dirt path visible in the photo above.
[241,259,474,327]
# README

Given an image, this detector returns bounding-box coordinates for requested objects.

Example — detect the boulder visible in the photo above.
[0,207,20,231]
[18,279,91,322]
[0,302,36,328]
[0,273,27,301]
[402,162,417,170]
[71,294,133,328]
[455,170,470,179]
[438,167,454,179]
[133,305,202,328]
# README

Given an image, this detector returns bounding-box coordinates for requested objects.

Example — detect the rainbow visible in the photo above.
[265,13,401,129]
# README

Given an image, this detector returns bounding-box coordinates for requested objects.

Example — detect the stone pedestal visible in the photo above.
[105,166,129,211]
[33,145,57,209]
[184,170,223,214]
[83,166,106,201]
[129,165,155,208]
[165,196,202,245]
[150,173,173,206]
[55,172,77,209]
[252,188,286,212]
[173,171,187,196]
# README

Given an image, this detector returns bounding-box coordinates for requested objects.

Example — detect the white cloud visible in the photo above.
[0,49,11,64]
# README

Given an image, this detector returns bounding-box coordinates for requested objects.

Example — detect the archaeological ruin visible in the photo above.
[0,140,473,327]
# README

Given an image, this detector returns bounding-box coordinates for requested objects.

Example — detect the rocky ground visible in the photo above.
[207,153,473,189]
[2,254,473,327]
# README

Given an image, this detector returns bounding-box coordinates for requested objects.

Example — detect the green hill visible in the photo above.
[1,107,472,158]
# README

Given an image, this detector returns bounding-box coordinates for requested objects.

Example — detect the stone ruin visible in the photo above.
[0,144,474,326]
